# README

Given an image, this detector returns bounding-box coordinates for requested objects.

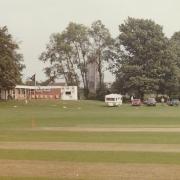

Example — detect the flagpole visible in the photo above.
[35,73,36,87]
[34,73,36,99]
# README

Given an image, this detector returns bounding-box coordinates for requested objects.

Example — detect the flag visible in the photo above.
[30,74,36,81]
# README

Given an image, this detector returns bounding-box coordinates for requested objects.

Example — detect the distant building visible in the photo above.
[87,61,100,93]
[48,82,66,86]
[0,85,78,100]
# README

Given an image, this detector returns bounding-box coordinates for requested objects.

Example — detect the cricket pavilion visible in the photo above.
[0,85,78,101]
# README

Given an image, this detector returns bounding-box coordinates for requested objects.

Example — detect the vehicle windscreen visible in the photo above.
[148,98,155,102]
[106,98,115,101]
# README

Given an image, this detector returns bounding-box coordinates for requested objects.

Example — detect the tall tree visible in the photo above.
[0,26,24,90]
[171,31,180,68]
[89,20,113,90]
[40,23,91,98]
[40,21,113,98]
[40,32,79,86]
[112,17,179,98]
[63,23,91,97]
[166,31,180,96]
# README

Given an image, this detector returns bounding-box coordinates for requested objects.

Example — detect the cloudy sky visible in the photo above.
[0,0,180,82]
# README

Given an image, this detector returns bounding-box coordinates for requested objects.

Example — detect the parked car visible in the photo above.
[132,99,141,106]
[167,99,179,106]
[146,98,156,106]
[143,99,148,104]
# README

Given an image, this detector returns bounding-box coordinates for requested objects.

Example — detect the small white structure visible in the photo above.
[61,86,78,100]
[105,94,122,107]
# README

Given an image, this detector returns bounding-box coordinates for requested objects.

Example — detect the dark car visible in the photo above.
[132,99,141,106]
[146,98,156,106]
[167,99,179,106]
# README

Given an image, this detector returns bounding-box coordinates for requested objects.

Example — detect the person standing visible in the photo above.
[161,97,165,105]
[131,95,134,102]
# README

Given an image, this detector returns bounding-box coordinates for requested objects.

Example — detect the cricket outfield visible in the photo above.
[0,100,180,179]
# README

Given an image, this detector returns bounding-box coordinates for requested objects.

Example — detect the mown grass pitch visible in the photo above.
[1,100,180,128]
[1,100,180,179]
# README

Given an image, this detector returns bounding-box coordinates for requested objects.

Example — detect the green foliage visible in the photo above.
[167,31,180,96]
[171,31,180,68]
[87,92,97,100]
[40,22,91,97]
[89,20,114,89]
[0,26,24,89]
[112,17,180,98]
[40,21,113,99]
[96,83,110,100]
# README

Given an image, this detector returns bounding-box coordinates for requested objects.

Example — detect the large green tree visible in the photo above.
[112,17,179,98]
[0,26,24,90]
[40,21,113,98]
[40,22,90,97]
[166,31,180,96]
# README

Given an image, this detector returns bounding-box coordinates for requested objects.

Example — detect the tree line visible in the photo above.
[0,26,24,90]
[1,17,180,99]
[110,17,180,99]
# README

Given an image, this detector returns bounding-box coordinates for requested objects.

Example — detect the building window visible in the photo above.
[65,91,71,95]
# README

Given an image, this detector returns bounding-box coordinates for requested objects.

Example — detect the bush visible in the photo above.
[88,92,97,100]
[96,85,111,101]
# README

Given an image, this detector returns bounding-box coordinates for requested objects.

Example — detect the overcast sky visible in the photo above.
[0,0,180,82]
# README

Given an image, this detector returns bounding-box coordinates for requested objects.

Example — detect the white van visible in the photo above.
[105,94,122,107]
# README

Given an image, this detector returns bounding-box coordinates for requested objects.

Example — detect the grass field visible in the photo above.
[1,100,180,179]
